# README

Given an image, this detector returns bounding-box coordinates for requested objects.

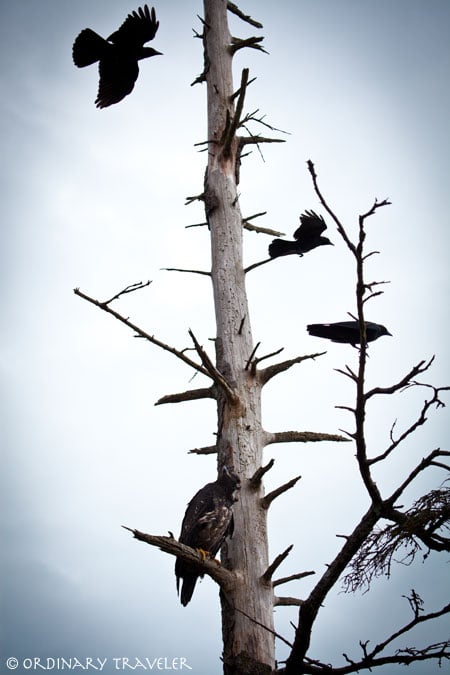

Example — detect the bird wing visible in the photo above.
[95,58,139,108]
[293,210,327,240]
[179,483,218,545]
[307,322,359,343]
[179,481,234,557]
[107,5,159,47]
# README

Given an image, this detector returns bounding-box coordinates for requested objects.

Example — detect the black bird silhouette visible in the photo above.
[269,210,333,258]
[307,321,392,346]
[175,466,240,607]
[72,5,161,108]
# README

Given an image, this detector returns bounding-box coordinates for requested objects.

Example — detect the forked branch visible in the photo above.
[262,545,294,583]
[259,352,326,385]
[73,287,211,379]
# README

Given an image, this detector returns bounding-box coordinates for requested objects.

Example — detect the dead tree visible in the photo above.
[74,2,450,673]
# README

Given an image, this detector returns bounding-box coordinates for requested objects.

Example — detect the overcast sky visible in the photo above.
[1,1,449,673]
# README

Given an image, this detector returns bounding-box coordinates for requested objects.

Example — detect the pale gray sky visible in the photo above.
[1,1,449,673]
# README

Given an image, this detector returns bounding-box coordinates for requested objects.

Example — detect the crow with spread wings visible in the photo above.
[269,210,333,258]
[73,5,161,108]
[245,210,333,272]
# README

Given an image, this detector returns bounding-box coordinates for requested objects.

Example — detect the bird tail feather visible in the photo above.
[72,29,108,67]
[268,239,298,258]
[307,324,330,338]
[180,576,198,607]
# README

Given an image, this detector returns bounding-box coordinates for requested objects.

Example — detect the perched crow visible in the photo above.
[307,321,392,345]
[175,466,240,607]
[72,5,161,108]
[269,210,333,259]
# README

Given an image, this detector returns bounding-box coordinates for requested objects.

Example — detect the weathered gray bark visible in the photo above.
[203,1,275,672]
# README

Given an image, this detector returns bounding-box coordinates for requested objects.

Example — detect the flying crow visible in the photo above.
[269,210,333,259]
[72,5,161,108]
[307,321,392,345]
[175,466,240,607]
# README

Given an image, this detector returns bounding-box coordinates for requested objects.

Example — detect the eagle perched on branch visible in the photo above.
[175,466,241,606]
[72,5,161,108]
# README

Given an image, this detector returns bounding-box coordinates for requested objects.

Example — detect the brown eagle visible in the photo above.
[72,5,161,108]
[175,466,240,606]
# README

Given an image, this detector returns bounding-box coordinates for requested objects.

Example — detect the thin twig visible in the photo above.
[162,267,211,277]
[74,288,211,379]
[103,280,152,305]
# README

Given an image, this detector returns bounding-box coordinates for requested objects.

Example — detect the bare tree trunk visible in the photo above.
[203,1,275,672]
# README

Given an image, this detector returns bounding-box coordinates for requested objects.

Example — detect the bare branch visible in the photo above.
[335,364,358,382]
[233,606,293,650]
[229,36,268,55]
[387,452,450,516]
[155,386,216,406]
[262,545,293,582]
[265,430,351,446]
[259,352,326,385]
[244,341,261,370]
[239,134,285,147]
[188,445,217,455]
[242,211,285,237]
[251,347,284,371]
[249,458,275,487]
[227,2,263,29]
[353,594,450,669]
[103,280,152,305]
[244,224,283,236]
[244,257,273,273]
[307,159,356,255]
[359,197,392,224]
[161,267,211,277]
[283,505,381,671]
[188,329,239,403]
[122,527,235,590]
[185,192,205,205]
[370,383,450,464]
[185,219,208,228]
[239,109,290,136]
[273,571,315,588]
[222,68,249,157]
[73,288,211,379]
[274,596,303,607]
[365,357,435,400]
[261,476,301,509]
[230,76,257,102]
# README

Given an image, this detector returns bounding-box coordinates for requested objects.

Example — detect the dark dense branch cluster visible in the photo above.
[342,483,450,593]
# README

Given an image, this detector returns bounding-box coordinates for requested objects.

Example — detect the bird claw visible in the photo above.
[196,548,210,562]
